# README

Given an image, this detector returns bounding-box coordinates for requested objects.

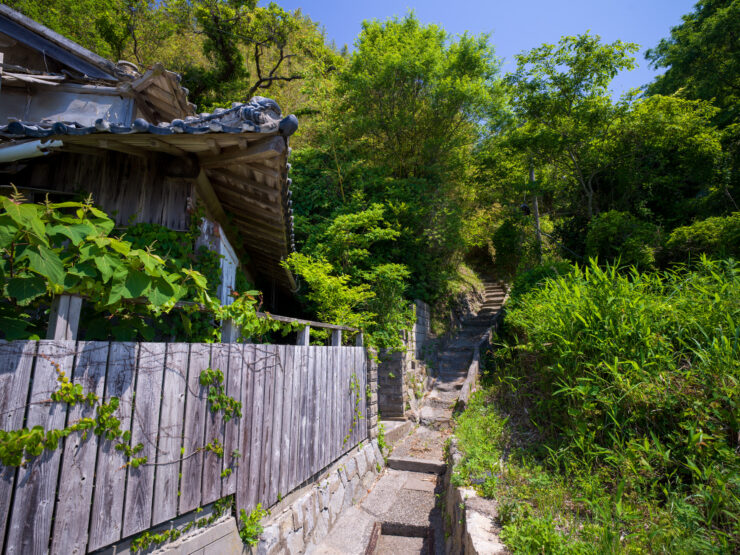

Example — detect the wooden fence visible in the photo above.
[0,340,367,554]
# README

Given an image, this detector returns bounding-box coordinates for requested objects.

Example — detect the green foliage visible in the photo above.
[0,192,207,340]
[457,259,740,552]
[200,368,242,422]
[585,210,661,269]
[238,504,268,546]
[646,0,740,128]
[664,212,740,261]
[509,259,573,300]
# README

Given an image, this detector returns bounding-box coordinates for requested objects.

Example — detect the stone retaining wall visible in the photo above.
[255,440,385,554]
[443,439,507,555]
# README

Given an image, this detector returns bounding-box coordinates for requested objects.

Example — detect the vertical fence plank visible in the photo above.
[0,341,36,554]
[122,343,166,537]
[222,344,244,496]
[355,347,364,446]
[152,343,188,526]
[298,347,310,485]
[259,345,276,506]
[278,346,294,497]
[89,342,137,551]
[202,344,229,505]
[342,348,350,455]
[179,343,210,514]
[236,345,255,514]
[246,345,265,510]
[289,346,304,491]
[320,347,329,467]
[328,351,340,461]
[51,342,109,555]
[269,346,285,504]
[308,346,318,477]
[7,341,74,554]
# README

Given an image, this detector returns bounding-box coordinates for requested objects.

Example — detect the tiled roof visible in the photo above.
[0,97,299,139]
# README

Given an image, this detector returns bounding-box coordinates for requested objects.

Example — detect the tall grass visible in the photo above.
[455,257,740,553]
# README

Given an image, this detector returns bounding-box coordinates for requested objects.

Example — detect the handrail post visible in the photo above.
[330,329,342,346]
[47,294,82,340]
[297,325,310,346]
[221,318,240,343]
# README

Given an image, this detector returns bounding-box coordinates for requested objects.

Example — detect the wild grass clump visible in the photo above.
[455,257,740,553]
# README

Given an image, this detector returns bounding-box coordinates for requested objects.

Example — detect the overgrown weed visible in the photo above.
[455,257,740,553]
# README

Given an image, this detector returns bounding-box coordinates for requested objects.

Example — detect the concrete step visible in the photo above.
[386,457,446,474]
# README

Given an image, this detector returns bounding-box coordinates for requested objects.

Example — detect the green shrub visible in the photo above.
[492,218,525,277]
[664,212,740,261]
[456,258,740,552]
[509,259,573,299]
[585,210,661,269]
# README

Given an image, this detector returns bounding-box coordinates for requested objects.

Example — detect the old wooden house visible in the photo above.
[0,4,298,312]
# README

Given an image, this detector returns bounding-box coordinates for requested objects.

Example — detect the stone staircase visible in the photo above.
[421,280,507,427]
[309,280,506,555]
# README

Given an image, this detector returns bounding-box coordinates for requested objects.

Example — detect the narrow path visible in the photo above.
[309,281,506,555]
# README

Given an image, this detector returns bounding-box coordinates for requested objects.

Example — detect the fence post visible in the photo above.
[47,295,82,340]
[221,319,240,343]
[330,329,342,346]
[355,332,364,347]
[296,325,310,346]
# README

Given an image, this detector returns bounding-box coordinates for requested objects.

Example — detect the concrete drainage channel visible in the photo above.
[364,455,446,555]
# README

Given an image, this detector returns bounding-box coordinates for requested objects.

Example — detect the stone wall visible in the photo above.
[443,439,508,555]
[255,440,385,554]
[377,301,433,419]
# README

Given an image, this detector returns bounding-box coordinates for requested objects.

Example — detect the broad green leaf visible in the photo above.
[108,238,131,256]
[147,278,175,306]
[0,315,33,340]
[94,255,121,283]
[7,275,47,305]
[25,246,65,285]
[47,222,94,246]
[124,270,151,299]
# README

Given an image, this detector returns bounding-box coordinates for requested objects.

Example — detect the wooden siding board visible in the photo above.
[259,345,276,506]
[202,344,229,505]
[122,343,166,538]
[222,344,244,496]
[289,346,304,490]
[278,345,294,497]
[269,346,285,504]
[0,341,36,554]
[236,345,255,513]
[179,343,210,514]
[51,341,109,555]
[245,345,265,510]
[89,342,137,551]
[152,343,188,525]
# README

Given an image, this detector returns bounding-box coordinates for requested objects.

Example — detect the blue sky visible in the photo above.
[265,0,698,97]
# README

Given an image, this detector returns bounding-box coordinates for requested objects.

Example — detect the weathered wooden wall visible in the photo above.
[0,340,367,554]
[24,151,193,231]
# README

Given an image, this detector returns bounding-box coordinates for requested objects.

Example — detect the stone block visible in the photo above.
[286,528,304,554]
[318,480,330,510]
[328,480,345,525]
[344,456,357,480]
[372,440,383,464]
[312,509,330,546]
[276,510,293,541]
[342,478,355,509]
[291,507,301,531]
[363,444,376,470]
[301,492,317,538]
[355,450,367,477]
[256,524,279,555]
[328,472,341,494]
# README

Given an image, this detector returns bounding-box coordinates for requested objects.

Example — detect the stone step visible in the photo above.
[386,457,446,474]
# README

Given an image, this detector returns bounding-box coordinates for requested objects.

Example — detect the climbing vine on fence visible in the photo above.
[343,372,364,445]
[0,359,146,468]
